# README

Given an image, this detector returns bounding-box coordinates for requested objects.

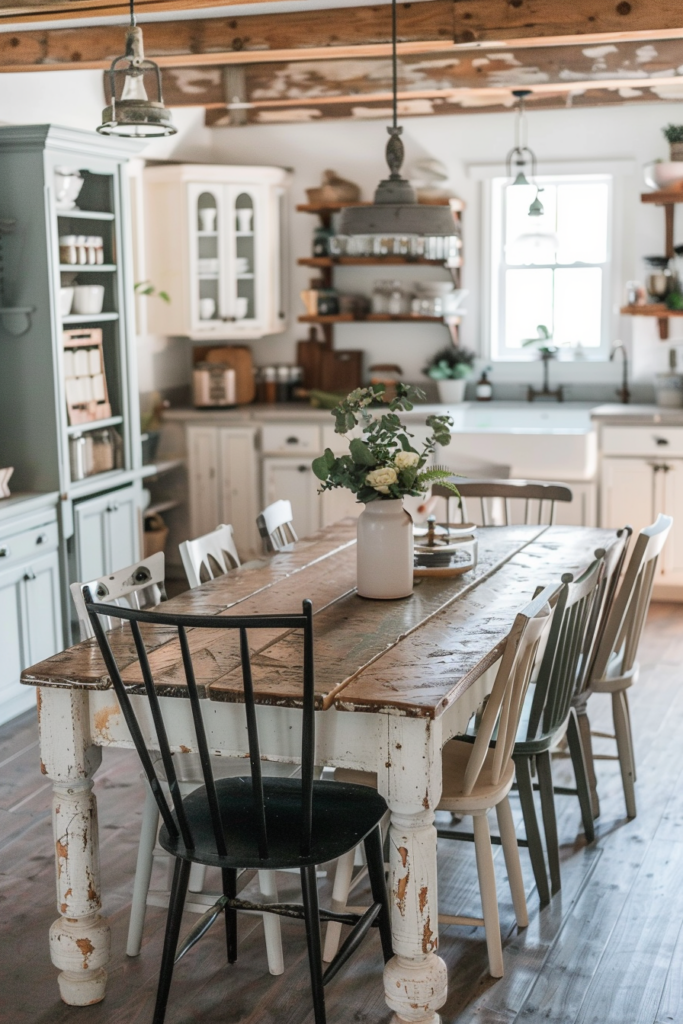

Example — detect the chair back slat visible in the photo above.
[462,585,556,795]
[579,527,632,694]
[85,590,181,844]
[239,627,268,860]
[525,558,604,742]
[72,552,166,640]
[129,619,195,849]
[257,499,299,553]
[179,524,241,589]
[83,595,313,861]
[591,515,673,684]
[178,625,228,857]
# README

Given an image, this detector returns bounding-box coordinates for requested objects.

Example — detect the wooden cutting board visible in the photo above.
[297,328,362,392]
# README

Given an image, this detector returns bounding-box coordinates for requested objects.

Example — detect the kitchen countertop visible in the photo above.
[590,404,683,426]
[0,491,59,526]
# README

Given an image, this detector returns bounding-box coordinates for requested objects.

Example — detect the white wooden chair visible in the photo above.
[326,585,556,978]
[434,479,573,528]
[70,555,285,975]
[257,499,298,552]
[70,552,167,640]
[179,523,241,588]
[585,514,673,818]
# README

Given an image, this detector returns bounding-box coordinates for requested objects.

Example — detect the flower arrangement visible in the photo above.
[423,345,476,382]
[312,383,460,503]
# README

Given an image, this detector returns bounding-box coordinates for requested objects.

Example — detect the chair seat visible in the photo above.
[591,657,639,694]
[159,777,387,869]
[437,739,515,813]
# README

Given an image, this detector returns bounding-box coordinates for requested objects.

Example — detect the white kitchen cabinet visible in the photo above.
[262,457,320,540]
[0,511,62,726]
[187,424,259,558]
[600,453,683,592]
[144,164,290,341]
[74,485,139,582]
[321,487,362,527]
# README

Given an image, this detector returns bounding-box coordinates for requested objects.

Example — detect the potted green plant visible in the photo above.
[423,345,476,404]
[663,125,683,163]
[312,383,458,599]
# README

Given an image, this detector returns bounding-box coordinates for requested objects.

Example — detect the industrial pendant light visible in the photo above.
[506,90,542,216]
[335,0,459,260]
[98,0,176,138]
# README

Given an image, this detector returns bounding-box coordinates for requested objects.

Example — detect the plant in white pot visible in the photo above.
[312,383,458,599]
[663,124,683,163]
[423,345,476,404]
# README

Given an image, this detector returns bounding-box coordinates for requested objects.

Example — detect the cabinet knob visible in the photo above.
[24,569,36,581]
[36,533,47,545]
[654,436,670,446]
[0,546,10,558]
[298,465,309,473]
[106,503,119,513]
[286,437,300,445]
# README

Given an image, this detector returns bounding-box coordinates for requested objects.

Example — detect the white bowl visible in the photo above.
[644,161,683,190]
[59,287,74,316]
[414,281,455,297]
[73,284,105,316]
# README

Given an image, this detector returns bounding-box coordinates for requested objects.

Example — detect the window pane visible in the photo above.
[504,268,554,348]
[505,183,557,266]
[553,267,602,347]
[556,183,608,264]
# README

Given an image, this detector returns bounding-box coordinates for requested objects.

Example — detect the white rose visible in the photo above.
[394,451,420,471]
[365,466,398,494]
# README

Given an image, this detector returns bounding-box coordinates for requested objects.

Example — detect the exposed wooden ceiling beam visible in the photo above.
[0,0,280,22]
[0,1,454,72]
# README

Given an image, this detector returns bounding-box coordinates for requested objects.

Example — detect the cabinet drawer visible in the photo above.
[0,520,59,569]
[261,423,321,455]
[602,426,683,457]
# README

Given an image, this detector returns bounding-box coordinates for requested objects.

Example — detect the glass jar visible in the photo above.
[76,236,88,265]
[276,365,291,403]
[59,236,78,265]
[387,281,411,315]
[371,280,391,314]
[313,227,333,258]
[262,366,277,404]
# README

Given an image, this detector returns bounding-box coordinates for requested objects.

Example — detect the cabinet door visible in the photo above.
[321,488,361,528]
[225,185,266,333]
[0,563,24,716]
[219,427,259,558]
[74,486,138,580]
[660,461,683,576]
[187,183,227,337]
[103,489,138,573]
[262,458,320,541]
[600,458,655,539]
[187,426,220,539]
[22,550,63,667]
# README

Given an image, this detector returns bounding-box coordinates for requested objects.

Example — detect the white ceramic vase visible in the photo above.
[356,499,414,600]
[437,378,467,404]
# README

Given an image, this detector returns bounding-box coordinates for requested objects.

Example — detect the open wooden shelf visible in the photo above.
[620,303,683,340]
[298,314,355,324]
[641,190,683,205]
[298,313,461,325]
[298,256,459,268]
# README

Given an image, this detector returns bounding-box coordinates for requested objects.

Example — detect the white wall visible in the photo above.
[1,68,681,397]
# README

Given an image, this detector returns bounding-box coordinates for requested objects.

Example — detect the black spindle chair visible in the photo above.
[84,593,392,1024]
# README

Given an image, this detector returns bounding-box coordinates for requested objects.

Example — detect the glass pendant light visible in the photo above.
[506,90,542,215]
[334,0,459,260]
[98,0,177,138]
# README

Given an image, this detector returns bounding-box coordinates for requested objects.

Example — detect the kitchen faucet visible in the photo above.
[610,342,630,404]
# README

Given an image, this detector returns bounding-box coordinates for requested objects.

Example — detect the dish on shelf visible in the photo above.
[73,285,105,315]
[644,162,683,191]
[54,167,84,210]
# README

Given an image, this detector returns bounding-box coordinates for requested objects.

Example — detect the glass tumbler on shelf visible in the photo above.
[371,281,391,314]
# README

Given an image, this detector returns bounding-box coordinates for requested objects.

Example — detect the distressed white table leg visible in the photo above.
[379,716,447,1024]
[38,686,110,1005]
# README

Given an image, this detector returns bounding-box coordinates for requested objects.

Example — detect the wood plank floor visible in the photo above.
[2,602,682,1024]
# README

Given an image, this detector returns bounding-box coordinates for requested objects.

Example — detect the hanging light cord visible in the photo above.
[391,0,398,131]
[129,0,136,27]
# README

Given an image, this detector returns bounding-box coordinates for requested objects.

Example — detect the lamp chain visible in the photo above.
[130,0,136,27]
[391,0,397,131]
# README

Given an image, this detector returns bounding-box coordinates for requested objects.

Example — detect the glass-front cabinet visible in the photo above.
[144,165,289,341]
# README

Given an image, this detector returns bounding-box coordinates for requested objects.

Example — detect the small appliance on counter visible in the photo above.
[193,363,237,408]
[191,346,255,406]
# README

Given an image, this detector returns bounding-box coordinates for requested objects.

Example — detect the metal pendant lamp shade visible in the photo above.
[98,0,176,138]
[335,0,458,259]
[506,90,542,216]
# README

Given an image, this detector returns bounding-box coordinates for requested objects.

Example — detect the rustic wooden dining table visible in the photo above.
[21,520,614,1023]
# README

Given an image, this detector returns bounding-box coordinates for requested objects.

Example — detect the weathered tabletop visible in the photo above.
[22,521,614,718]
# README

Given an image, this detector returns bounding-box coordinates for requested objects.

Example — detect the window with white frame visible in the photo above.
[489,173,613,361]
